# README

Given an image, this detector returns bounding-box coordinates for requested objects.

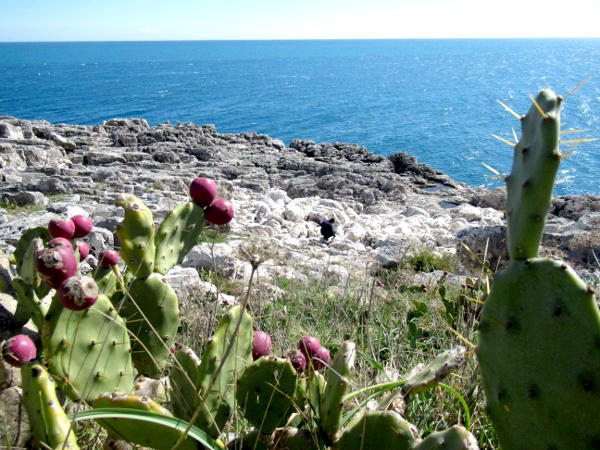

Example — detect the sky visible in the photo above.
[1,0,600,42]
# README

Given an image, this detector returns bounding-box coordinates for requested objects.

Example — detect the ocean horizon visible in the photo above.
[1,38,599,195]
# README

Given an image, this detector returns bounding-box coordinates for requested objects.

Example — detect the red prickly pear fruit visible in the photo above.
[252,330,272,360]
[312,346,330,371]
[289,349,307,373]
[36,245,78,289]
[298,336,321,359]
[58,275,99,311]
[2,334,37,367]
[71,215,94,238]
[48,237,73,250]
[48,217,76,239]
[205,198,234,225]
[189,177,218,207]
[98,250,119,268]
[76,241,90,261]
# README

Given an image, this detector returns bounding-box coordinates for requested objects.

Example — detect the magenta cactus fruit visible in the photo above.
[204,198,234,225]
[189,177,218,207]
[48,217,76,239]
[298,336,321,359]
[2,334,37,367]
[289,350,307,373]
[58,275,99,311]
[71,215,94,238]
[98,250,119,268]
[48,237,73,250]
[36,244,78,289]
[312,346,330,370]
[76,241,90,261]
[252,330,272,360]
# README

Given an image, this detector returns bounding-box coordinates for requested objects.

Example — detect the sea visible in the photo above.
[0,39,599,196]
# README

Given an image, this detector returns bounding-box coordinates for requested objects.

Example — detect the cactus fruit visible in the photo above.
[48,217,76,239]
[115,194,156,278]
[252,330,272,360]
[43,294,135,402]
[36,241,78,289]
[99,250,120,268]
[413,425,479,450]
[288,349,307,373]
[319,341,355,444]
[194,304,253,437]
[92,392,197,450]
[236,356,298,434]
[334,410,419,450]
[403,346,466,395]
[189,177,218,207]
[298,336,321,359]
[312,346,330,371]
[21,363,80,449]
[76,241,90,261]
[71,214,94,238]
[154,201,206,274]
[205,198,234,225]
[115,274,180,377]
[2,334,37,367]
[57,275,99,310]
[477,89,600,449]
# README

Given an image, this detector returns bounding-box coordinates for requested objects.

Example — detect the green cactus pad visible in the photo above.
[12,277,52,330]
[92,392,197,450]
[169,344,202,421]
[116,273,180,377]
[195,304,253,437]
[478,258,600,449]
[154,201,206,274]
[21,363,80,449]
[402,346,466,395]
[115,194,156,278]
[236,356,298,434]
[93,266,120,297]
[14,226,51,281]
[506,89,562,260]
[413,425,479,449]
[42,294,135,403]
[320,341,355,443]
[334,410,419,450]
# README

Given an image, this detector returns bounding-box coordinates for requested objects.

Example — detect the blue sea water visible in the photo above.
[1,39,599,195]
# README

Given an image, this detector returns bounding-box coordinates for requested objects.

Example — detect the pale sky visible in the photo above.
[1,0,600,41]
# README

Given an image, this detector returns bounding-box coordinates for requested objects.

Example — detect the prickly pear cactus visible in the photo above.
[115,194,156,278]
[334,410,419,450]
[194,304,253,437]
[115,273,180,377]
[478,90,600,449]
[93,392,197,450]
[403,346,466,395]
[154,201,206,274]
[413,425,479,450]
[42,294,135,403]
[169,344,202,421]
[236,356,298,434]
[21,363,80,449]
[319,341,355,444]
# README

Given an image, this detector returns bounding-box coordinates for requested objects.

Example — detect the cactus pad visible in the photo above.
[403,346,466,395]
[92,392,197,450]
[195,304,253,437]
[154,201,206,274]
[42,294,135,403]
[115,194,156,278]
[334,410,418,450]
[116,274,180,377]
[236,356,298,434]
[169,344,202,421]
[478,259,600,448]
[413,425,479,449]
[21,363,80,449]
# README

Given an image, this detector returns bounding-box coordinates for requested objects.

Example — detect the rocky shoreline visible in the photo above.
[0,116,599,299]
